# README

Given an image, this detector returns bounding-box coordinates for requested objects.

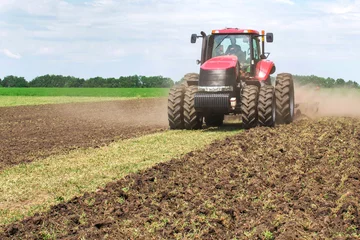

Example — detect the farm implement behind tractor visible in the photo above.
[168,28,315,130]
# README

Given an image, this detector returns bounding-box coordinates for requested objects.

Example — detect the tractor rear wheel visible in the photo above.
[258,85,276,127]
[183,73,199,86]
[184,85,202,130]
[275,73,295,124]
[241,85,259,129]
[205,114,224,127]
[168,84,185,129]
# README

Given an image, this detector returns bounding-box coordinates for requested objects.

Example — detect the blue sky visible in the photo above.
[0,0,359,83]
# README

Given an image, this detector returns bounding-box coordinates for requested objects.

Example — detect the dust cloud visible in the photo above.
[55,98,169,127]
[295,84,360,118]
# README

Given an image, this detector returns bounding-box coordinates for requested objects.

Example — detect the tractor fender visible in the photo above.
[255,60,276,81]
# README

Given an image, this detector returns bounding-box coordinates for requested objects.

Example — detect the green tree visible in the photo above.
[325,77,335,88]
[9,74,175,88]
[119,75,141,88]
[105,78,119,88]
[64,77,85,88]
[1,75,28,87]
[293,75,359,89]
[83,77,106,88]
[353,81,359,88]
[29,74,59,87]
[140,75,174,88]
[335,78,345,86]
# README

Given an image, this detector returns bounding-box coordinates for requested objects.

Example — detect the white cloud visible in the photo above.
[311,0,360,16]
[36,47,55,55]
[0,0,15,11]
[0,30,8,37]
[111,48,126,57]
[1,49,22,59]
[311,0,360,15]
[274,0,295,5]
[88,0,114,7]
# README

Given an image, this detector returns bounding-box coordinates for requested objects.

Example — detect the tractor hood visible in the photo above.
[201,56,238,71]
[199,56,238,88]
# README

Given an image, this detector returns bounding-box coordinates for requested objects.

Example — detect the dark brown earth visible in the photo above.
[0,98,168,170]
[2,117,360,239]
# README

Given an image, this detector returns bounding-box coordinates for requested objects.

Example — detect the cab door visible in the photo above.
[250,37,261,74]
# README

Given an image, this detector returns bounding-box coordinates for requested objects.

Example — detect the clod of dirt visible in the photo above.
[5,226,18,236]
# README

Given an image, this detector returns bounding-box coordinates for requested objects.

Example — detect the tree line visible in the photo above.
[293,75,359,88]
[0,75,174,88]
[0,74,358,88]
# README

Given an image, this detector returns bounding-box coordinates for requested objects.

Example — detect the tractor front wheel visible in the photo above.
[241,85,259,129]
[184,85,202,130]
[258,85,276,127]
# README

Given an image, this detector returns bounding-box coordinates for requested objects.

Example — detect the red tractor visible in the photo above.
[168,28,295,129]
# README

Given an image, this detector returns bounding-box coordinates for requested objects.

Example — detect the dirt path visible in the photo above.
[0,98,168,170]
[2,117,360,239]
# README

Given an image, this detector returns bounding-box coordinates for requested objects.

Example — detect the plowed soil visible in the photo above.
[2,117,360,239]
[0,98,168,170]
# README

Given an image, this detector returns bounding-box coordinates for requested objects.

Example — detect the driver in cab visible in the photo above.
[225,36,246,63]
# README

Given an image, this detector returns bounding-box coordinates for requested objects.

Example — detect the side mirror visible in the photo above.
[266,33,273,43]
[191,34,197,43]
[260,53,270,59]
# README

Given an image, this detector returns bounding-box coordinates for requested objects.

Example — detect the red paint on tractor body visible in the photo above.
[212,28,260,35]
[255,60,275,81]
[200,56,238,71]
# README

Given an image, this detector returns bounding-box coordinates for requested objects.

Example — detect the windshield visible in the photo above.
[212,34,251,64]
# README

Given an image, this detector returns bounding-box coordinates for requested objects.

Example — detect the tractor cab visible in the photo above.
[191,28,274,80]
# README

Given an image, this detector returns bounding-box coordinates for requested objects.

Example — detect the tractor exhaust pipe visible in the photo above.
[261,30,265,57]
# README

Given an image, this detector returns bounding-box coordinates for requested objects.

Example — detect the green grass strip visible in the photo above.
[0,96,140,107]
[0,128,240,225]
[0,88,169,97]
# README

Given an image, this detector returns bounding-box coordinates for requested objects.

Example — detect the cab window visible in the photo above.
[252,38,260,60]
[211,34,250,64]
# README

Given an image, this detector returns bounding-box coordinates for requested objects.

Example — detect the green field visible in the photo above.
[0,88,170,107]
[0,96,142,107]
[0,88,169,97]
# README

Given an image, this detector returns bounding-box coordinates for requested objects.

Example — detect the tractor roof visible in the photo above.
[211,28,259,35]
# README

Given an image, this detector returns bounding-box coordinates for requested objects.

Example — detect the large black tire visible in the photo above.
[241,85,259,129]
[168,84,185,129]
[205,114,224,127]
[184,85,202,130]
[258,85,276,127]
[275,73,295,124]
[183,73,199,86]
